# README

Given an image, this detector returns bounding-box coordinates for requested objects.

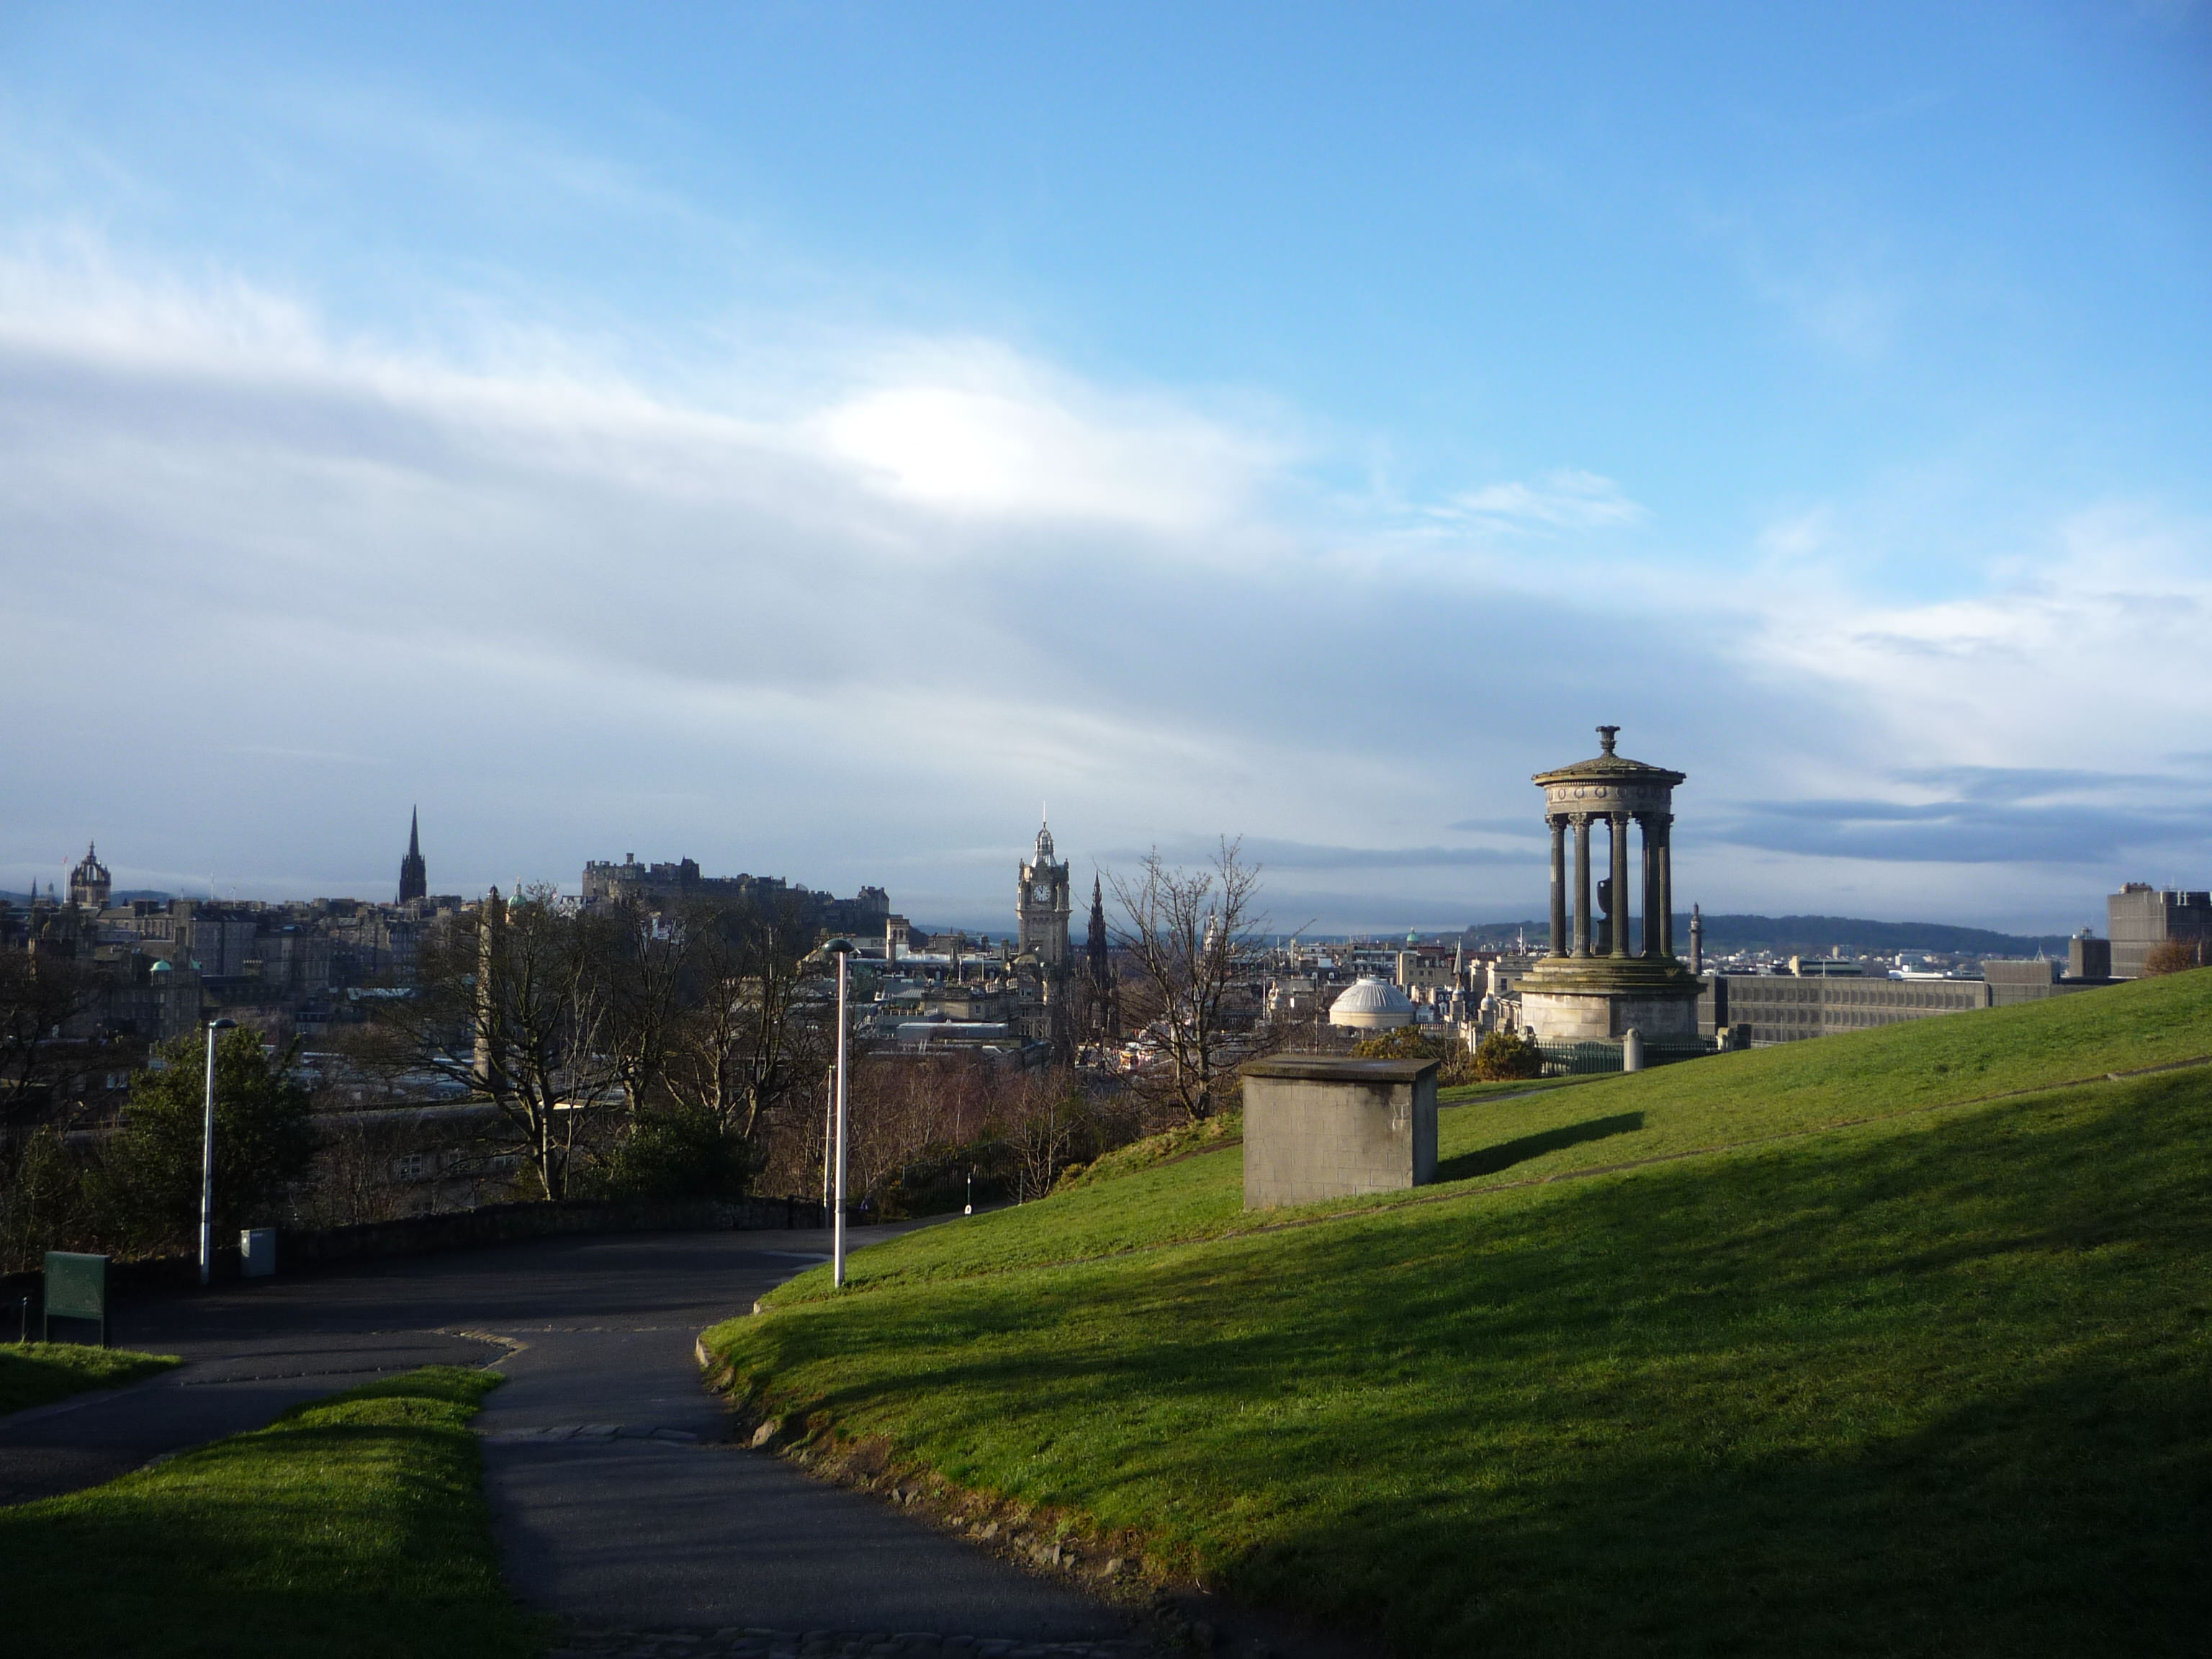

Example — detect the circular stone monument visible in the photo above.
[1512,725,1701,1042]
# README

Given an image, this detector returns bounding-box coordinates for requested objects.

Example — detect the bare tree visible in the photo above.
[587,900,688,1118]
[1105,838,1266,1123]
[662,891,827,1146]
[0,948,104,1133]
[1004,1068,1089,1200]
[361,885,619,1200]
[2142,938,2206,976]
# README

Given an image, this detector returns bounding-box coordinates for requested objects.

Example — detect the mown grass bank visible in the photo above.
[766,971,2212,1300]
[0,1367,538,1659]
[0,1342,178,1415]
[708,974,2212,1656]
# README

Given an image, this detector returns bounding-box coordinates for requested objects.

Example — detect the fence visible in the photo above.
[1537,1036,1717,1076]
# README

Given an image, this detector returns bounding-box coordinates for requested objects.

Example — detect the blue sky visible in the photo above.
[3,3,2208,932]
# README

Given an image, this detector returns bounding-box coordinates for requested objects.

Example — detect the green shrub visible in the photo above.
[1471,1028,1545,1080]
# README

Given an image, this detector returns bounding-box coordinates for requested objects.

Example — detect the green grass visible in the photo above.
[0,1367,539,1659]
[0,1343,179,1415]
[707,971,2212,1656]
[768,971,2212,1302]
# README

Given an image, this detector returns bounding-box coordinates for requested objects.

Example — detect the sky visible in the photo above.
[3,2,2208,935]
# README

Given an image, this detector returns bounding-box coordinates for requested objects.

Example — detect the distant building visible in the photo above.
[580,853,889,935]
[1016,819,1071,974]
[68,843,111,910]
[1082,876,1120,1038]
[1328,976,1415,1030]
[397,809,427,904]
[2108,884,2212,979]
[1701,973,1990,1044]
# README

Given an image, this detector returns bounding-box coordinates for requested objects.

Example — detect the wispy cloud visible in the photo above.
[1430,468,1647,531]
[2,235,2203,932]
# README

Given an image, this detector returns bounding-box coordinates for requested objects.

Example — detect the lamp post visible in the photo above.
[199,1017,238,1288]
[827,940,853,1289]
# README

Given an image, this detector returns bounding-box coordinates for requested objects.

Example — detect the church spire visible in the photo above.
[398,807,428,904]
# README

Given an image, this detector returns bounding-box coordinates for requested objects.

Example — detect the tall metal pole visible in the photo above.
[199,1027,218,1287]
[197,1017,235,1288]
[821,1070,834,1218]
[831,943,851,1289]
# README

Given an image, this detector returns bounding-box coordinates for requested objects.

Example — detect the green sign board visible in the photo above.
[43,1251,108,1346]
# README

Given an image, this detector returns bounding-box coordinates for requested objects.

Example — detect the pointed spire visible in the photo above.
[397,806,428,903]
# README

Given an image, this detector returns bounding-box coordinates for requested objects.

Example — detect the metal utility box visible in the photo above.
[1241,1055,1439,1210]
[42,1251,109,1346]
[239,1228,276,1278]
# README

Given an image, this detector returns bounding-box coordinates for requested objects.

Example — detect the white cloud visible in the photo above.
[1434,468,1647,531]
[1743,503,2212,770]
[805,343,1284,533]
[4,237,2202,933]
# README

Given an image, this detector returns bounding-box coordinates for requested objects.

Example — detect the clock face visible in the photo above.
[1031,884,1053,903]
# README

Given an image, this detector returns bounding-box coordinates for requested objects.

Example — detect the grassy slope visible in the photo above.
[0,1367,538,1659]
[709,972,2212,1656]
[0,1342,179,1414]
[768,972,2212,1303]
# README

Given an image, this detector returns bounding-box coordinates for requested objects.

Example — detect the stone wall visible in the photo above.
[1241,1055,1438,1210]
[0,1192,840,1313]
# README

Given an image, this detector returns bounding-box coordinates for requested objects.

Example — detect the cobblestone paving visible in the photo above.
[548,1627,1154,1659]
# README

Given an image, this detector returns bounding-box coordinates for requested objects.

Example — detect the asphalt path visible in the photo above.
[0,1221,1137,1646]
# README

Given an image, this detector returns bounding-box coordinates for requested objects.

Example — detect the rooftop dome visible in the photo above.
[1328,974,1415,1030]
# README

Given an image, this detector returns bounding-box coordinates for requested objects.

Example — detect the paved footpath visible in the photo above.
[0,1222,1143,1652]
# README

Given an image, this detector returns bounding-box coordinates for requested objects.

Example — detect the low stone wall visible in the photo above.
[0,1192,841,1313]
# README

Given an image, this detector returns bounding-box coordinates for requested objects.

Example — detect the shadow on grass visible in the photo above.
[721,1071,2212,1658]
[1225,1349,2212,1659]
[1438,1111,1645,1181]
[0,1367,536,1659]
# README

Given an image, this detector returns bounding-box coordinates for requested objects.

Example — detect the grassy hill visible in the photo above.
[704,971,2212,1657]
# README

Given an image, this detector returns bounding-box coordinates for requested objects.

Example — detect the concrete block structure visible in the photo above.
[2108,884,2212,979]
[1241,1055,1438,1210]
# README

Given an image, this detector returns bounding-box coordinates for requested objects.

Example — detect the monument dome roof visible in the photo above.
[1328,975,1415,1028]
[1532,724,1685,787]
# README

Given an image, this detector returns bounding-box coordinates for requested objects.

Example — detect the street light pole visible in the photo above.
[822,1069,834,1218]
[828,940,853,1289]
[198,1017,237,1288]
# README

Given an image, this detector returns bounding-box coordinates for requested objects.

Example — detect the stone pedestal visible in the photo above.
[1241,1055,1438,1210]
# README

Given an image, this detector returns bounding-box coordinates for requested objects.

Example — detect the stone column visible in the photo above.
[1609,811,1632,958]
[1640,813,1661,959]
[1658,814,1676,958]
[1571,814,1593,958]
[1547,817,1568,958]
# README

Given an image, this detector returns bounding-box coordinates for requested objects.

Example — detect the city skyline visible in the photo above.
[5,5,2207,935]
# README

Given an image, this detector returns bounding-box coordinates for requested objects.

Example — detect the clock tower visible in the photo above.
[1017,819,1072,973]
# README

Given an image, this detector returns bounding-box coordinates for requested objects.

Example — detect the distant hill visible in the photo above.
[1461,913,2072,958]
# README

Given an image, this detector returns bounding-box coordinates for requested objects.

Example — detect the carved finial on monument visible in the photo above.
[1597,724,1619,756]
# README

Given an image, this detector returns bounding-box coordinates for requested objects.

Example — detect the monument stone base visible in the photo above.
[1519,988,1700,1040]
[1514,957,1702,1042]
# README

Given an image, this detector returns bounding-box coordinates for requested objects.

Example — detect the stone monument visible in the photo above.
[1241,1055,1439,1209]
[1513,725,1701,1042]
